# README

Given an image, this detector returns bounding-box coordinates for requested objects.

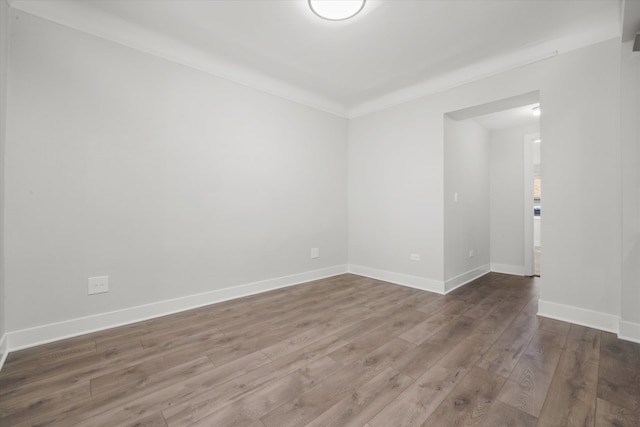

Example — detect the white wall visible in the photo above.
[540,41,621,330]
[443,116,489,289]
[349,38,623,333]
[348,101,445,290]
[621,39,640,338]
[5,11,348,335]
[489,123,540,274]
[0,0,9,358]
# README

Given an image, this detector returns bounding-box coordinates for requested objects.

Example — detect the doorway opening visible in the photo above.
[445,91,542,280]
[524,132,541,277]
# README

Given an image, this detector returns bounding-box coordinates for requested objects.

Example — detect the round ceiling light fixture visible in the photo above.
[532,106,541,117]
[308,0,366,21]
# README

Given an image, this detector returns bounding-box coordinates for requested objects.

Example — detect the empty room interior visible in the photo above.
[0,0,639,426]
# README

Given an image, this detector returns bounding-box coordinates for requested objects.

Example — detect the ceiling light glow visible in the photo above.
[532,106,541,116]
[308,0,366,21]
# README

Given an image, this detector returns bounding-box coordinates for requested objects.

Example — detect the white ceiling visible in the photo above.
[473,103,540,131]
[10,0,623,117]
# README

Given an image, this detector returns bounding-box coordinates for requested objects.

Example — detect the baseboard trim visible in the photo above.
[537,299,620,334]
[347,264,444,294]
[0,334,8,372]
[490,263,525,276]
[6,265,348,352]
[444,264,491,293]
[619,320,640,344]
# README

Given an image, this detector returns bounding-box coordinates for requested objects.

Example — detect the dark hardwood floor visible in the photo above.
[0,273,638,426]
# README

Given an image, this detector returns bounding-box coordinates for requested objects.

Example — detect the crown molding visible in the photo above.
[349,23,620,118]
[9,0,621,120]
[9,0,350,118]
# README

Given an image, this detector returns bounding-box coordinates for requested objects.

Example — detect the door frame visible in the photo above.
[523,132,539,276]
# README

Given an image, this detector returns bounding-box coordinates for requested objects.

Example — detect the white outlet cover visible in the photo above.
[410,253,421,261]
[310,248,320,259]
[88,275,109,295]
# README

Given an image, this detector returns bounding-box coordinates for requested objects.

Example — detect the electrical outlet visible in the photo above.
[88,275,109,295]
[469,250,474,258]
[310,248,320,259]
[410,253,421,261]
[454,192,459,203]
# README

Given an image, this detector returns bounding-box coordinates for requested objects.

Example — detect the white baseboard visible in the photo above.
[537,299,620,334]
[6,265,348,352]
[0,334,8,372]
[619,320,640,344]
[347,264,444,294]
[444,264,491,293]
[490,263,525,276]
[7,263,637,365]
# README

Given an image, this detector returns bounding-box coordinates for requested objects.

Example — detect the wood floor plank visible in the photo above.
[304,367,413,427]
[536,374,596,427]
[535,345,600,427]
[261,337,414,427]
[369,298,534,427]
[497,328,567,417]
[422,366,506,426]
[162,334,349,423]
[392,315,476,379]
[538,317,572,336]
[1,339,97,375]
[399,300,472,345]
[89,350,196,396]
[366,365,470,427]
[328,308,426,366]
[397,289,443,311]
[565,324,600,364]
[595,397,640,427]
[478,400,538,427]
[260,312,365,361]
[0,273,637,427]
[181,356,343,426]
[14,356,217,426]
[76,350,273,427]
[130,411,168,427]
[0,338,145,407]
[597,332,640,413]
[0,381,91,426]
[476,296,541,377]
[464,288,509,320]
[332,304,400,342]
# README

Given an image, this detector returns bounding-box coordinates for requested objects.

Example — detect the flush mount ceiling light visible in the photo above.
[532,106,541,116]
[308,0,366,21]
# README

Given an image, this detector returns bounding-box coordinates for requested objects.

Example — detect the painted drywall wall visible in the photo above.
[0,0,10,356]
[621,39,640,333]
[540,40,621,328]
[488,123,540,273]
[348,101,445,289]
[443,116,489,285]
[350,87,457,289]
[349,38,622,328]
[5,11,348,333]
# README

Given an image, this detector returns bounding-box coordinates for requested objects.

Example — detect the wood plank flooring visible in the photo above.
[1,273,639,426]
